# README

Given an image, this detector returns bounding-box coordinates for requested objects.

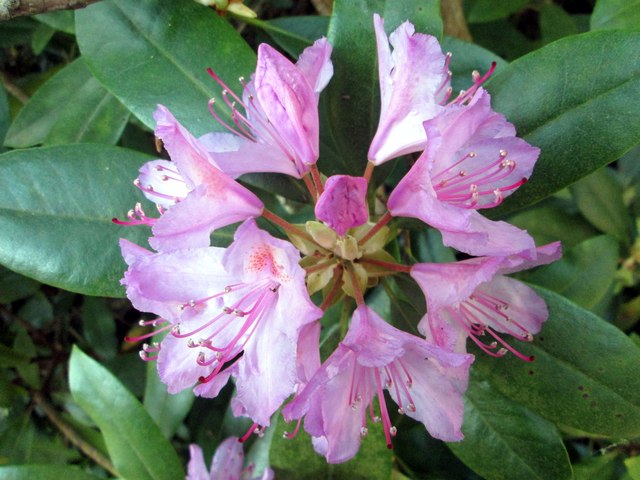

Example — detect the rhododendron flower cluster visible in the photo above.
[117,13,561,466]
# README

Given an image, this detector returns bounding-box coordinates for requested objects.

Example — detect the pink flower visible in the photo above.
[387,89,539,257]
[121,219,322,426]
[314,175,368,236]
[368,14,452,165]
[200,38,333,179]
[283,305,473,464]
[411,242,562,360]
[187,438,273,480]
[119,105,264,253]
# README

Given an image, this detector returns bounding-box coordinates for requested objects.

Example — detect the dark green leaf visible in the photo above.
[591,0,640,31]
[442,35,507,95]
[540,4,579,44]
[18,292,54,328]
[570,168,634,244]
[69,347,184,480]
[257,16,330,57]
[448,373,572,480]
[0,84,8,152]
[0,465,104,480]
[0,144,152,297]
[5,58,129,148]
[0,266,40,303]
[519,235,620,312]
[270,412,393,479]
[0,17,37,48]
[473,286,640,438]
[486,31,640,217]
[508,198,600,248]
[82,297,117,359]
[31,23,55,55]
[35,10,75,34]
[76,0,256,136]
[573,452,619,480]
[323,0,441,176]
[626,455,640,480]
[466,0,530,24]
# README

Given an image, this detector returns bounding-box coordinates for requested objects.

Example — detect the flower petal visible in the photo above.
[314,175,368,236]
[296,37,334,96]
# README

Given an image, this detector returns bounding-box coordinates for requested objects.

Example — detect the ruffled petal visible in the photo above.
[296,37,334,96]
[368,14,449,164]
[210,437,244,480]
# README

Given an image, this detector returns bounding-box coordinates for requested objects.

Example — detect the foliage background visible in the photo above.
[0,0,639,478]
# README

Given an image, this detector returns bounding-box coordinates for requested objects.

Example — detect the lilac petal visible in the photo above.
[388,348,468,441]
[119,238,153,266]
[232,328,298,426]
[210,437,244,480]
[120,245,230,322]
[199,132,301,178]
[186,444,210,480]
[498,241,562,275]
[149,183,263,252]
[475,276,548,336]
[314,175,368,236]
[296,37,334,96]
[296,322,321,386]
[440,213,536,257]
[137,159,190,208]
[153,105,220,188]
[411,257,503,310]
[368,14,449,164]
[157,332,210,394]
[255,44,319,168]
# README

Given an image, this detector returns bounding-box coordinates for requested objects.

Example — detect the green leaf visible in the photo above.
[486,31,640,217]
[0,266,40,303]
[519,235,620,312]
[256,16,329,57]
[573,452,619,480]
[448,373,572,480]
[143,335,194,439]
[507,198,600,249]
[35,10,75,34]
[31,23,55,55]
[0,144,152,297]
[442,35,507,95]
[270,412,393,479]
[75,0,255,136]
[0,83,9,153]
[570,168,634,244]
[626,455,640,480]
[0,465,103,480]
[473,286,640,438]
[82,297,117,359]
[540,3,579,44]
[69,347,184,480]
[467,0,530,24]
[18,291,54,328]
[5,58,129,148]
[591,0,640,31]
[323,0,442,176]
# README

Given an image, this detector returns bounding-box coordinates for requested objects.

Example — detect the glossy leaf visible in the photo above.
[323,0,442,175]
[75,0,255,137]
[591,0,640,31]
[0,84,8,152]
[570,168,633,244]
[573,453,619,480]
[448,374,572,480]
[0,465,103,480]
[519,235,620,312]
[0,144,152,297]
[69,347,184,480]
[486,31,640,217]
[82,297,117,360]
[0,266,40,303]
[5,58,129,148]
[473,287,640,438]
[35,10,75,34]
[540,4,578,44]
